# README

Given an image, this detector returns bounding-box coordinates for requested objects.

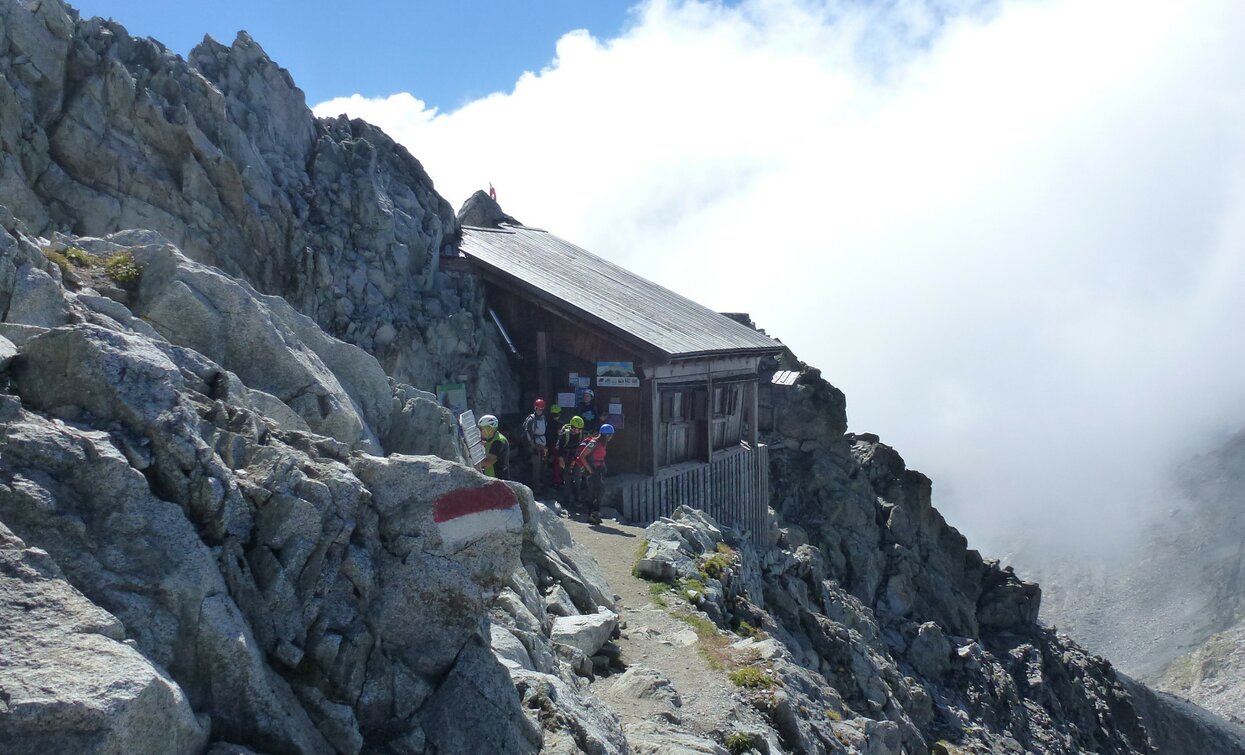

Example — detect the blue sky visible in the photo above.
[68,0,640,109]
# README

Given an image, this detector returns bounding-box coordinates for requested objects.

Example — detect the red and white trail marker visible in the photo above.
[433,482,521,546]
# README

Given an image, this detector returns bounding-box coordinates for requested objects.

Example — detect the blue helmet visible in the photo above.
[599,424,615,435]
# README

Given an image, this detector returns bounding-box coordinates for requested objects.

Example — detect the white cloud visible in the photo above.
[315,0,1245,554]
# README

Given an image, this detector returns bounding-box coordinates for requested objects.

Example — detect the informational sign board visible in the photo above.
[437,382,468,416]
[597,361,639,388]
[556,392,577,409]
[458,410,487,466]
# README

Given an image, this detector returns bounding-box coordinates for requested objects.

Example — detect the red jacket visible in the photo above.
[574,436,608,472]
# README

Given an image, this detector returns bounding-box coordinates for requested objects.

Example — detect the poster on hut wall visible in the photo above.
[597,361,639,388]
[605,397,625,429]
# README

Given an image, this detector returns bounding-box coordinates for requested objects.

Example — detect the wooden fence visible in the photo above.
[617,444,770,542]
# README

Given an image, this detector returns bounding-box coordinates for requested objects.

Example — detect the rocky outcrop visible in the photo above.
[0,521,209,755]
[633,506,1173,753]
[764,359,1048,640]
[0,0,516,411]
[458,190,522,229]
[0,219,535,753]
[753,346,1244,752]
[1123,675,1245,755]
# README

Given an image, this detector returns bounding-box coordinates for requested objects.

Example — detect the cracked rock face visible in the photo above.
[0,219,532,753]
[0,0,516,412]
[0,521,209,755]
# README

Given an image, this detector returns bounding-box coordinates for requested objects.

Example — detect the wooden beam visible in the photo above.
[706,366,714,465]
[650,380,660,475]
[536,331,550,403]
[748,380,759,448]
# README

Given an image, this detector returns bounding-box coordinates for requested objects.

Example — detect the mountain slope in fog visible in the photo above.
[1031,429,1245,722]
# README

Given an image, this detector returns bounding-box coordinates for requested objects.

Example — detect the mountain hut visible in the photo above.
[458,224,783,539]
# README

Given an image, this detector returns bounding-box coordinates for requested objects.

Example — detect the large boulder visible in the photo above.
[457,190,522,229]
[0,521,208,755]
[120,230,390,452]
[419,641,542,755]
[0,335,16,371]
[521,498,615,613]
[550,609,619,657]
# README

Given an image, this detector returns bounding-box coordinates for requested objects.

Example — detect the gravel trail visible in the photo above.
[562,516,768,748]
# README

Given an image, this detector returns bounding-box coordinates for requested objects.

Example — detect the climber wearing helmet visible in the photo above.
[477,414,509,480]
[573,423,615,525]
[521,398,550,493]
[556,415,587,512]
[574,388,598,431]
[547,404,565,486]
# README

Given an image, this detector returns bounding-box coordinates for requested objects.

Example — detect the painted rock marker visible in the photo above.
[433,482,522,546]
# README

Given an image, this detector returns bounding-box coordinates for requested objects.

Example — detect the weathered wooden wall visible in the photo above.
[619,444,771,543]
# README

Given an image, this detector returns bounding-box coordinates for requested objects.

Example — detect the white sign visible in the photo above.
[458,410,487,466]
[597,361,640,388]
[598,377,639,387]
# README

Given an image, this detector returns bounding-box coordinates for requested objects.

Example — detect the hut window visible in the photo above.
[661,391,685,420]
[714,385,740,417]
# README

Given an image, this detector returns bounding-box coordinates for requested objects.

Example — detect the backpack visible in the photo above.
[576,438,604,472]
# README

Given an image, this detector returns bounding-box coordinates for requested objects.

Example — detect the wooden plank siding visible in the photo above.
[619,444,771,543]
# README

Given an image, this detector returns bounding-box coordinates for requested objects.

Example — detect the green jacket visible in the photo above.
[482,431,510,479]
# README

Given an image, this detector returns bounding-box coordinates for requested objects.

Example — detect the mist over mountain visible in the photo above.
[1020,428,1245,723]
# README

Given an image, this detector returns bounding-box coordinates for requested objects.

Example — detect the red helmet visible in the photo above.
[534,398,547,410]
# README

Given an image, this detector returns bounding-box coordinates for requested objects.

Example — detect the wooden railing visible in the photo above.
[617,443,770,542]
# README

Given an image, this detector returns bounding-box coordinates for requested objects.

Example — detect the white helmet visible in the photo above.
[478,414,499,428]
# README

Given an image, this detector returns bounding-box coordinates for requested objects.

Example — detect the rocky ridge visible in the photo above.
[628,501,1245,754]
[0,0,516,410]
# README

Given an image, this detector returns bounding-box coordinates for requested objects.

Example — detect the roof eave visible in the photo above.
[465,257,673,360]
[668,345,785,361]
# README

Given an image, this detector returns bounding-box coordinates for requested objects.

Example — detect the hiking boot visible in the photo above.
[588,512,602,525]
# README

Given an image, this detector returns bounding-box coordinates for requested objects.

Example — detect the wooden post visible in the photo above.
[748,380,759,448]
[536,331,550,404]
[650,379,660,475]
[705,365,713,465]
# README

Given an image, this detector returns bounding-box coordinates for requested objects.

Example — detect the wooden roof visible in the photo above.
[460,225,783,362]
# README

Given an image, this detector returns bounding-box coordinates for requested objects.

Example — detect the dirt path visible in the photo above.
[561,516,766,744]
